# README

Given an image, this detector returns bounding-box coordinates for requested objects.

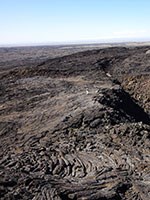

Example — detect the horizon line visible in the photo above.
[0,37,150,48]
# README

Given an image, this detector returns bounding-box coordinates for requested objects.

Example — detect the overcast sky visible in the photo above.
[0,0,150,46]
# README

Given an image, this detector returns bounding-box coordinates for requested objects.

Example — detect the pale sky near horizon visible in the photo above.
[0,0,150,46]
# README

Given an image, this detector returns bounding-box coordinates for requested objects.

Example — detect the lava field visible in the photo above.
[0,45,150,200]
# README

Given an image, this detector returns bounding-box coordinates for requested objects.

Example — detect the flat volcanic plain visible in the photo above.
[0,44,150,200]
